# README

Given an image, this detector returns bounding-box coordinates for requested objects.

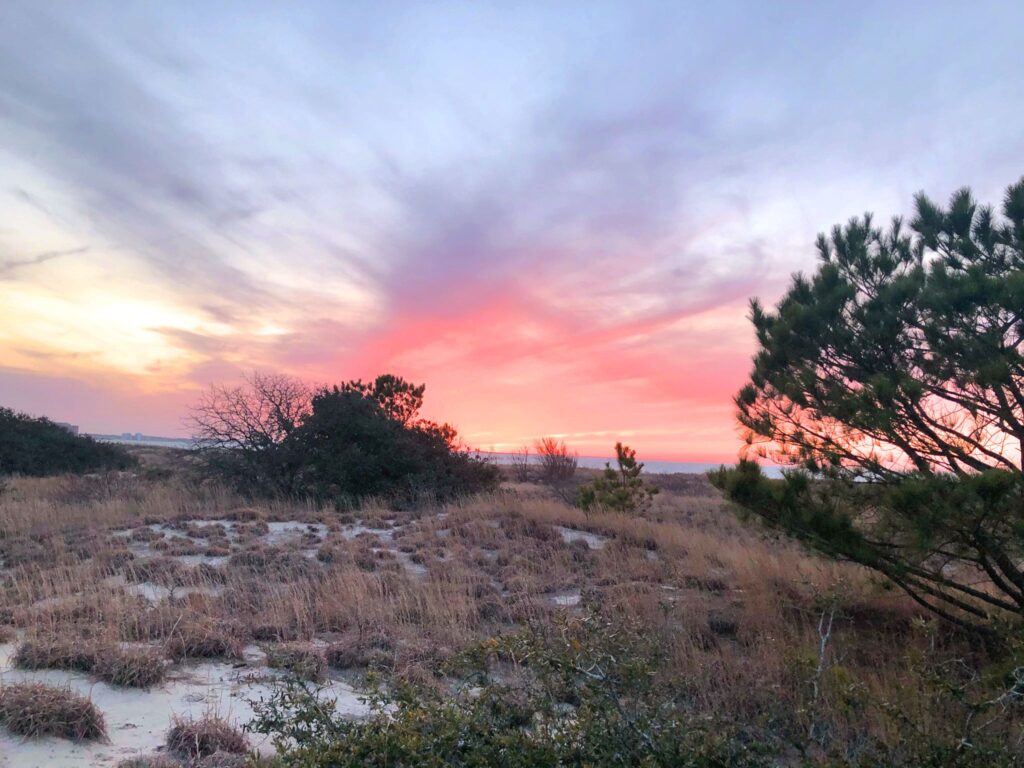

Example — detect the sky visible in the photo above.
[1,2,1022,461]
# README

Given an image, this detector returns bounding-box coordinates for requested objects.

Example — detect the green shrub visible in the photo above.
[251,614,1024,767]
[578,442,657,513]
[0,407,135,476]
[250,616,774,768]
[292,382,498,504]
[191,373,498,503]
[265,643,328,683]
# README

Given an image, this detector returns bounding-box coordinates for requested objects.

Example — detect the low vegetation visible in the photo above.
[13,635,167,688]
[0,682,106,741]
[0,406,135,476]
[251,616,777,768]
[265,642,328,682]
[0,461,1019,763]
[166,715,249,761]
[254,614,1024,767]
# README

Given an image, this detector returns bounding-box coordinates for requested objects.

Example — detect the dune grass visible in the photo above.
[0,464,1017,758]
[0,682,106,741]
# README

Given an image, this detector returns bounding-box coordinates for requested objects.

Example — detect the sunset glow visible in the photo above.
[2,3,1022,461]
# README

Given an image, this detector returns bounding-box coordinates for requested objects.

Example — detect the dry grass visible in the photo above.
[0,465,990,754]
[95,645,167,688]
[164,620,244,660]
[166,715,248,760]
[13,636,98,672]
[0,682,106,741]
[265,641,328,682]
[116,756,181,768]
[12,635,167,688]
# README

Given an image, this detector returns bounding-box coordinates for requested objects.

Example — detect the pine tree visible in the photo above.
[712,178,1024,635]
[578,442,658,513]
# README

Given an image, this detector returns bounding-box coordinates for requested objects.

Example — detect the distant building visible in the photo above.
[55,422,79,435]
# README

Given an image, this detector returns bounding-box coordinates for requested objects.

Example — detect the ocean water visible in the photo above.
[483,452,783,477]
[90,434,194,450]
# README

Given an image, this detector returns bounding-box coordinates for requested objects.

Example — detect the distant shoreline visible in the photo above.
[90,434,779,476]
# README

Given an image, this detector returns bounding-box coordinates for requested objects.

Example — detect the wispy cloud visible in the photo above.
[0,1,1021,458]
[0,246,88,279]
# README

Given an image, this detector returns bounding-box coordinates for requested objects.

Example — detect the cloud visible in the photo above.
[0,246,88,279]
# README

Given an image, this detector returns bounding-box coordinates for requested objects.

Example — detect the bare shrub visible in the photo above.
[14,637,167,689]
[0,682,106,741]
[510,446,532,482]
[229,546,318,580]
[534,437,577,483]
[166,715,248,760]
[189,371,311,495]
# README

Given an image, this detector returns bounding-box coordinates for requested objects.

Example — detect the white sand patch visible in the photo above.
[339,525,394,542]
[549,589,582,606]
[0,642,368,767]
[554,526,608,549]
[264,522,328,546]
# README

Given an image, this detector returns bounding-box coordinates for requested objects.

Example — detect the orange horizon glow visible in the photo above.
[0,272,757,462]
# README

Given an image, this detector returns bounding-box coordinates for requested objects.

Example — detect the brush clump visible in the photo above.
[0,682,107,741]
[166,715,248,760]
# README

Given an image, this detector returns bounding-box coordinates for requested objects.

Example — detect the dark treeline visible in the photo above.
[0,407,135,476]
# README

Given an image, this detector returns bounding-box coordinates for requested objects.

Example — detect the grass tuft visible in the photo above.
[165,622,243,660]
[0,682,107,741]
[265,642,328,682]
[116,755,181,768]
[166,715,248,760]
[13,637,98,672]
[96,645,167,688]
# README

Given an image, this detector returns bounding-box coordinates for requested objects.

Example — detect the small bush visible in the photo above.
[534,437,577,483]
[96,646,167,688]
[229,546,317,579]
[14,637,167,689]
[265,643,328,682]
[165,623,242,660]
[0,682,106,741]
[326,638,394,671]
[13,637,98,673]
[166,715,248,760]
